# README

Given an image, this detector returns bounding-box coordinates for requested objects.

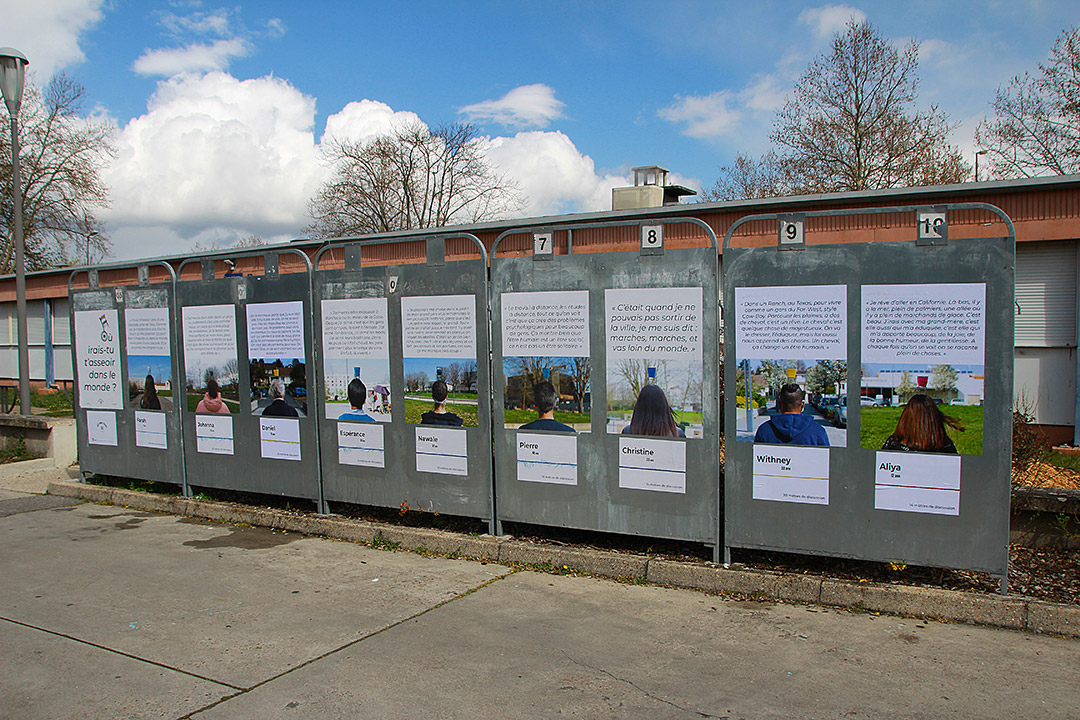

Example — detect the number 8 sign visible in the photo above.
[641,224,663,250]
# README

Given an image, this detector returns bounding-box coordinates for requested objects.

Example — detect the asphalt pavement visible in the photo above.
[1,469,1078,719]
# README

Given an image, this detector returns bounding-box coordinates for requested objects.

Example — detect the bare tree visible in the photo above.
[0,74,114,272]
[975,27,1080,178]
[308,121,521,238]
[567,356,591,413]
[770,19,967,194]
[699,151,794,202]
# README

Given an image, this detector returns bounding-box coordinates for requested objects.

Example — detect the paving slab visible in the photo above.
[0,504,509,689]
[192,570,1080,720]
[0,493,83,517]
[0,619,233,720]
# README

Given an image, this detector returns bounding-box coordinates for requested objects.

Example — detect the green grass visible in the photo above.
[403,398,480,426]
[30,387,73,417]
[502,407,591,426]
[1045,450,1080,472]
[0,437,34,464]
[860,404,984,454]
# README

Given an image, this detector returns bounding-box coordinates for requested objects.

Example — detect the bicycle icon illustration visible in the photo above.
[99,314,114,343]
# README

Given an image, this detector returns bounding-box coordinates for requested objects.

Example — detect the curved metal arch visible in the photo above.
[68,260,177,295]
[722,202,1017,251]
[176,246,312,279]
[313,232,487,271]
[491,217,718,265]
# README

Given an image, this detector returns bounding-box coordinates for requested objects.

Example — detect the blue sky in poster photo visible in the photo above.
[7,1,1078,261]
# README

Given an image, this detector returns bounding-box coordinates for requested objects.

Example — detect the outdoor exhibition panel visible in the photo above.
[176,252,319,501]
[68,263,185,490]
[491,220,720,549]
[723,204,1015,584]
[313,236,493,525]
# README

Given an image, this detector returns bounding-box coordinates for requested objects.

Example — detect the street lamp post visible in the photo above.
[0,48,29,415]
[975,149,988,183]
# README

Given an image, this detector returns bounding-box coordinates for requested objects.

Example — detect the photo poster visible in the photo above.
[733,285,847,448]
[860,284,986,456]
[321,298,391,422]
[247,301,307,418]
[74,309,123,409]
[182,304,239,413]
[606,287,703,438]
[501,290,590,432]
[124,307,174,411]
[401,294,480,427]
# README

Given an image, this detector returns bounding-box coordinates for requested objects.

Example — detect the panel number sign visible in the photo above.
[918,211,947,241]
[779,218,804,246]
[641,224,664,250]
[533,232,553,256]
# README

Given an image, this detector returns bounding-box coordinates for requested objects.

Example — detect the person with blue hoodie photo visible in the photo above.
[754,383,830,446]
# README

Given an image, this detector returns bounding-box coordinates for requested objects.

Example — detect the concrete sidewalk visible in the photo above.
[0,489,1078,719]
[42,476,1080,640]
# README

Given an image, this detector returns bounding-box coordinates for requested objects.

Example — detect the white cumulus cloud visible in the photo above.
[0,0,105,79]
[482,131,626,216]
[132,38,254,77]
[103,73,637,259]
[321,99,423,144]
[459,84,566,128]
[105,71,325,246]
[798,4,866,38]
[658,91,742,139]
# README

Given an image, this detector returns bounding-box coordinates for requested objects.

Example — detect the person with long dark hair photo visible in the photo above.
[139,374,161,410]
[622,384,685,437]
[881,393,962,453]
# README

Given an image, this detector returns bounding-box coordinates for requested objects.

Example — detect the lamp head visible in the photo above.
[0,48,28,118]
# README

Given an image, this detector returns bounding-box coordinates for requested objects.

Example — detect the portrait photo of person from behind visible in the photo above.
[881,393,962,454]
[337,378,375,422]
[519,380,575,433]
[420,380,464,426]
[754,383,829,446]
[622,384,685,438]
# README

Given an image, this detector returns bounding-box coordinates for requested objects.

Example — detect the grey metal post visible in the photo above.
[1074,251,1080,445]
[11,114,29,415]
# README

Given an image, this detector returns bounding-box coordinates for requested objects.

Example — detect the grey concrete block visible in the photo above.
[496,541,646,579]
[1027,601,1080,638]
[821,579,1028,631]
[646,559,778,597]
[774,573,823,604]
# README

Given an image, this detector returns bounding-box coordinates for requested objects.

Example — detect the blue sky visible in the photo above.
[6,1,1078,261]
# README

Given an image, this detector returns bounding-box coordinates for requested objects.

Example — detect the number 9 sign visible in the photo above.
[778,215,805,247]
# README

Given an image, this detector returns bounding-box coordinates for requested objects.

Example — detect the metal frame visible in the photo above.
[68,261,185,492]
[491,218,722,554]
[313,233,495,527]
[722,203,1015,591]
[175,249,320,505]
